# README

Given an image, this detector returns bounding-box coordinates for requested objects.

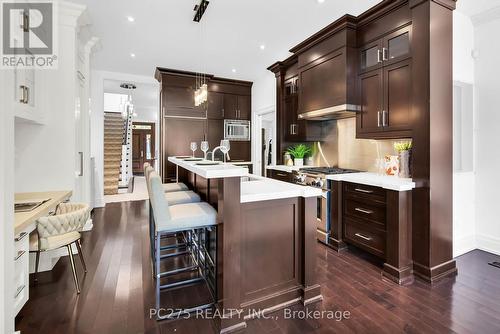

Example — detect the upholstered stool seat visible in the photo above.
[165,190,200,205]
[155,202,216,233]
[143,163,188,193]
[163,182,189,192]
[29,231,80,251]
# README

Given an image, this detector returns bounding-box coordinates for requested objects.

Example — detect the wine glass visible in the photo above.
[201,141,209,159]
[190,142,198,157]
[220,140,230,163]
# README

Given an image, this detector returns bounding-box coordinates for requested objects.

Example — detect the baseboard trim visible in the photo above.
[453,235,477,257]
[476,234,500,256]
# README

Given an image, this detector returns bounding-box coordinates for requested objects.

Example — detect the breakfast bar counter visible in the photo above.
[168,157,322,333]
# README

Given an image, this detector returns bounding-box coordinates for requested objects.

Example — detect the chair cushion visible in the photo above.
[163,183,189,192]
[156,202,217,233]
[165,190,200,205]
[30,231,81,251]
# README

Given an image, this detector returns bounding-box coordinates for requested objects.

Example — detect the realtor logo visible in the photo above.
[1,0,58,68]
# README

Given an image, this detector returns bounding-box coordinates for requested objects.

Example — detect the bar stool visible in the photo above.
[149,174,217,320]
[145,167,202,266]
[143,163,189,193]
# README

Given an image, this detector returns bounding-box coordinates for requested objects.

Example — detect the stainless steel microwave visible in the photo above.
[224,120,250,141]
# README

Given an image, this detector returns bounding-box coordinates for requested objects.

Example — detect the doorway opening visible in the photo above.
[254,109,276,176]
[132,122,155,175]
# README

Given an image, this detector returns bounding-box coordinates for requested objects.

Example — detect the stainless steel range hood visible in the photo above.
[297,104,360,121]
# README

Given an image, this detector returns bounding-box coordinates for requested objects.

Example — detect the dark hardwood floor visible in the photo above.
[16,201,500,334]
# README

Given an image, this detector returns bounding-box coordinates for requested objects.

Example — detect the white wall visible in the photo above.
[251,71,277,174]
[452,11,476,257]
[472,15,500,255]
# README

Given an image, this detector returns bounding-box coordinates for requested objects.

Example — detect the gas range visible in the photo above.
[293,167,359,190]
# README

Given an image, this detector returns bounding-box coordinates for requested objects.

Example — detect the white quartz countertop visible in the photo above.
[230,161,252,165]
[168,157,248,179]
[326,172,415,191]
[241,174,322,203]
[266,165,314,173]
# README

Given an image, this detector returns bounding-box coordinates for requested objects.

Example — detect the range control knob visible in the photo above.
[315,178,324,188]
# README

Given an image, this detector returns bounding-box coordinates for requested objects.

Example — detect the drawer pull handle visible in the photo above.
[355,233,372,241]
[276,173,288,177]
[15,232,28,242]
[354,188,373,194]
[14,250,26,261]
[355,208,373,214]
[14,285,26,299]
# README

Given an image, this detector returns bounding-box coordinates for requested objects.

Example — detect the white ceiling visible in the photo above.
[75,0,381,81]
[104,79,158,121]
[456,0,500,18]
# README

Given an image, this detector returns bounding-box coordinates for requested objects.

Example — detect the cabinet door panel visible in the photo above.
[223,94,238,119]
[237,95,251,120]
[383,25,411,66]
[208,92,224,119]
[207,119,224,153]
[357,69,383,135]
[163,86,205,118]
[299,51,345,114]
[229,141,250,161]
[384,59,412,132]
[284,96,297,141]
[164,118,206,179]
[360,40,382,73]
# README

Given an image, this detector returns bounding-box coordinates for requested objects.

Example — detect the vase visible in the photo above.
[305,157,314,166]
[398,150,411,178]
[294,158,303,167]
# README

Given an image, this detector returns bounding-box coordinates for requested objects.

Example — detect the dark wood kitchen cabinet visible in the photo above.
[207,92,224,119]
[282,76,322,142]
[156,68,252,181]
[163,86,206,118]
[359,25,412,73]
[267,169,294,183]
[341,182,413,285]
[269,0,457,285]
[357,58,412,138]
[298,50,346,115]
[224,94,251,120]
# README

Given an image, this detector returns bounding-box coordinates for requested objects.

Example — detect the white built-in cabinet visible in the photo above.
[11,1,98,323]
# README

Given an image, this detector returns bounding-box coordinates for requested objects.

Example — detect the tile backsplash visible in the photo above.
[312,118,410,172]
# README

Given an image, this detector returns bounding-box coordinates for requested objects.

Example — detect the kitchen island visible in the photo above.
[168,157,322,333]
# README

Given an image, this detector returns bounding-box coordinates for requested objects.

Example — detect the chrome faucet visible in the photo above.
[212,146,223,161]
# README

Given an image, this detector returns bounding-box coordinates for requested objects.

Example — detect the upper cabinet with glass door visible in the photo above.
[359,25,411,73]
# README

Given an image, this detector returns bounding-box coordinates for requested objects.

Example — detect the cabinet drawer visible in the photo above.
[268,170,293,183]
[344,218,385,258]
[344,199,386,228]
[344,182,386,203]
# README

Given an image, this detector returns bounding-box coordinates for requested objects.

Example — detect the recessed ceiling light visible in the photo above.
[127,16,135,22]
[260,44,266,50]
[317,0,325,3]
[130,53,136,58]
[232,68,236,73]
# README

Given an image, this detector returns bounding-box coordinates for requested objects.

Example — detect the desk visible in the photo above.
[13,190,72,315]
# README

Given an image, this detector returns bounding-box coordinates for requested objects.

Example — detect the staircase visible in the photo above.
[103,112,125,195]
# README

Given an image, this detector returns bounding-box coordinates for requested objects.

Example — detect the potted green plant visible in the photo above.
[394,141,412,178]
[287,144,312,167]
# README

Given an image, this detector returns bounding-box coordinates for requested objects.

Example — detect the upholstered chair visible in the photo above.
[29,203,90,294]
